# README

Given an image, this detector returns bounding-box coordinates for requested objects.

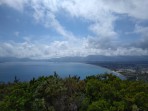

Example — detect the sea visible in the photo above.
[0,62,126,82]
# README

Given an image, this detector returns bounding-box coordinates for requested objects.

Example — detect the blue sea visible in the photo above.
[0,62,125,82]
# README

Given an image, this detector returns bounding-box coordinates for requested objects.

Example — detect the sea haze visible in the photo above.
[0,62,125,82]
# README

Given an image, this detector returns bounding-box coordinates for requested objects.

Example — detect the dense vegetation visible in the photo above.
[0,73,148,111]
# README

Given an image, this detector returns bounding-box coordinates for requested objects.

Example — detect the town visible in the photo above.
[87,61,148,82]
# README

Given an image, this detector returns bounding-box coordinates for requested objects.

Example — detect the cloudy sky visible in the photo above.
[0,0,148,59]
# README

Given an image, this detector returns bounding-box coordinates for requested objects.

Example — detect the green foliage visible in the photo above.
[0,74,148,111]
[87,100,110,111]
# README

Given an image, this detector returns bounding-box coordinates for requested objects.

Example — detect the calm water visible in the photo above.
[0,62,125,82]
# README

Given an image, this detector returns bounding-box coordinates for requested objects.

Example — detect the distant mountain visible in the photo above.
[48,56,85,62]
[85,55,148,62]
[49,55,148,62]
[0,57,33,63]
[0,55,148,63]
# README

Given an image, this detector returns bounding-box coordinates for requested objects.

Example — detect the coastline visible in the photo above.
[85,62,127,80]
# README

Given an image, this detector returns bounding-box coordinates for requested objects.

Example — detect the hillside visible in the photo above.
[0,74,148,111]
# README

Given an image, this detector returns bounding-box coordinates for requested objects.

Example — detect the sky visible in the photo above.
[0,0,148,59]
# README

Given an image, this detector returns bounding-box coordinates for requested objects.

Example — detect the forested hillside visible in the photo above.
[0,74,148,111]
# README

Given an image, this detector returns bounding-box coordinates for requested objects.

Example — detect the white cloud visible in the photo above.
[30,1,76,41]
[45,12,76,41]
[0,39,148,59]
[129,25,148,49]
[0,0,28,11]
[2,0,147,20]
[61,0,117,39]
[134,25,148,36]
[89,21,117,39]
[28,0,119,54]
[0,0,148,58]
[105,0,148,20]
[2,0,147,39]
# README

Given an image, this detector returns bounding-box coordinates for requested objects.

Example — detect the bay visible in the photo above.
[0,62,126,82]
